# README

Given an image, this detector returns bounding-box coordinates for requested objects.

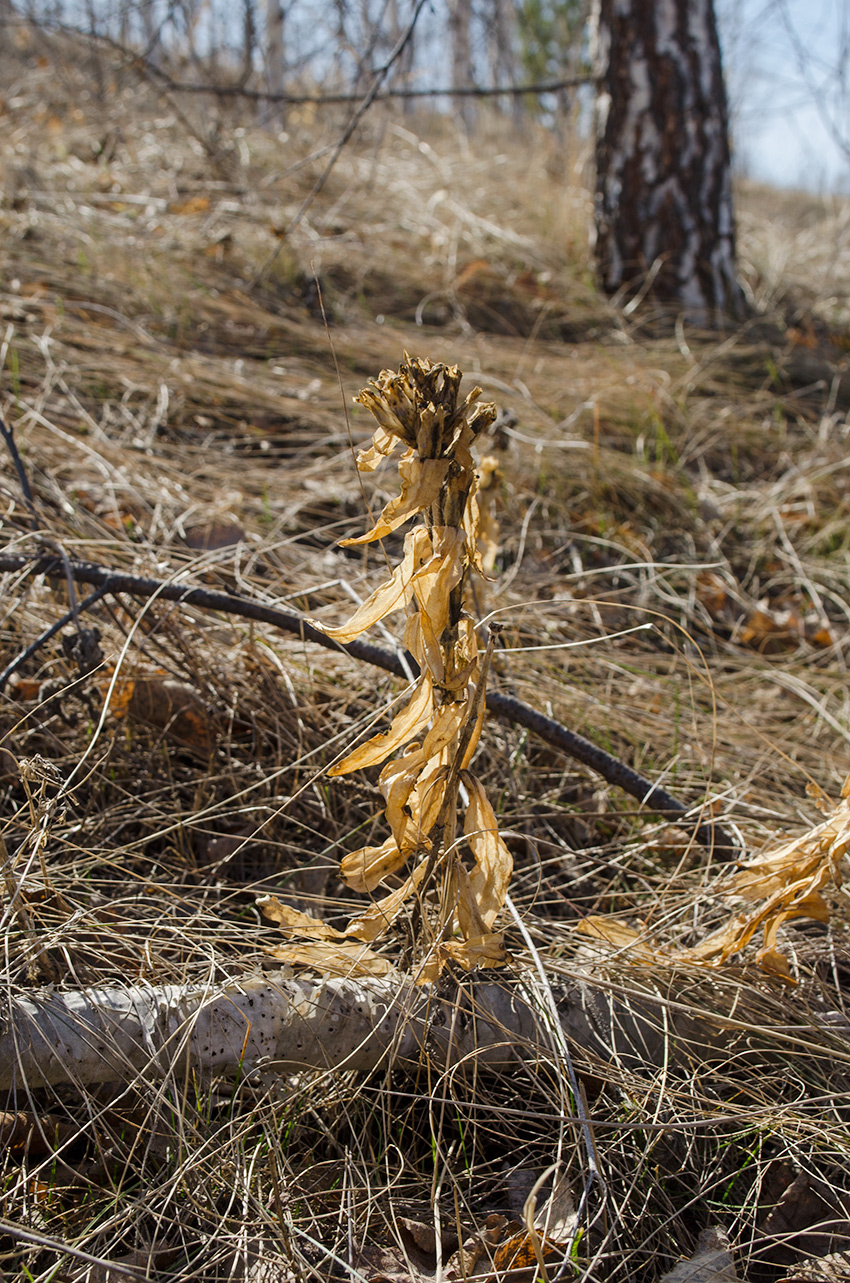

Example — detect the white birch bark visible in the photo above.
[0,967,732,1093]
[591,0,743,324]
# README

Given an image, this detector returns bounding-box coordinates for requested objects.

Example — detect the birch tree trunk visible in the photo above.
[0,967,740,1093]
[591,0,744,325]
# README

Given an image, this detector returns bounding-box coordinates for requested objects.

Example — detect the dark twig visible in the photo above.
[33,20,591,106]
[0,412,39,525]
[127,67,593,106]
[0,586,108,694]
[0,553,738,856]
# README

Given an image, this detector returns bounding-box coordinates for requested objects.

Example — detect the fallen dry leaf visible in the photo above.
[659,1226,738,1282]
[266,940,395,978]
[168,194,210,215]
[183,520,245,551]
[258,895,346,940]
[108,676,215,752]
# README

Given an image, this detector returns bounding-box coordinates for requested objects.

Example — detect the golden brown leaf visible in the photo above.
[404,755,450,844]
[345,857,430,942]
[340,456,451,546]
[169,195,210,215]
[354,424,403,472]
[328,675,433,777]
[411,527,466,679]
[257,895,346,940]
[421,698,467,759]
[453,858,492,941]
[322,527,431,642]
[441,932,508,971]
[462,774,513,929]
[380,743,430,849]
[575,915,662,964]
[267,940,395,977]
[340,837,408,894]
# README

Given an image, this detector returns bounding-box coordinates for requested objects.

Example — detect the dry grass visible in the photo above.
[3,29,850,1283]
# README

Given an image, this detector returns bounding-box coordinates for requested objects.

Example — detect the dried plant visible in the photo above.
[261,355,514,980]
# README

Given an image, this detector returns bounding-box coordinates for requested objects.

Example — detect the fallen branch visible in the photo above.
[0,552,737,856]
[0,966,734,1093]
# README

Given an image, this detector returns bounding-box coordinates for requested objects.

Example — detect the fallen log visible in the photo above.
[0,966,746,1093]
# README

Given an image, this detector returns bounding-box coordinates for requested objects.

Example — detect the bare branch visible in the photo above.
[0,553,738,856]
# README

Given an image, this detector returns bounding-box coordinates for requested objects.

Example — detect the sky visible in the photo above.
[717,0,850,192]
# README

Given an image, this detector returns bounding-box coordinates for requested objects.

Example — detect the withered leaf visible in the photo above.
[462,774,513,929]
[354,423,404,472]
[329,675,433,777]
[267,940,394,977]
[345,857,430,943]
[108,675,215,752]
[340,836,408,894]
[321,526,431,642]
[257,896,346,940]
[340,456,451,546]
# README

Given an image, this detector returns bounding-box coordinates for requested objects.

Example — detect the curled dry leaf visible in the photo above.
[475,454,502,576]
[267,940,395,978]
[579,771,849,982]
[380,743,431,850]
[354,423,403,472]
[340,456,451,546]
[462,773,513,929]
[340,836,407,894]
[257,895,345,940]
[345,856,430,943]
[453,859,492,941]
[422,933,508,981]
[259,896,395,977]
[329,675,433,778]
[576,915,661,964]
[321,526,431,643]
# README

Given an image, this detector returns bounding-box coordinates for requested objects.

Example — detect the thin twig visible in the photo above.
[0,1217,149,1280]
[0,585,108,693]
[0,411,38,525]
[27,20,592,105]
[124,70,593,106]
[0,552,738,855]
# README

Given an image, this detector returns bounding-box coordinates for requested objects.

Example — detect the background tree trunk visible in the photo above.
[448,0,475,131]
[265,0,285,124]
[591,0,744,325]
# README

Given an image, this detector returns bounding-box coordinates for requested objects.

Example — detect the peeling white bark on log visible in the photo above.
[0,968,739,1093]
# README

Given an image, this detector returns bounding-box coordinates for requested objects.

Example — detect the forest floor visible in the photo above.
[3,29,850,1283]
